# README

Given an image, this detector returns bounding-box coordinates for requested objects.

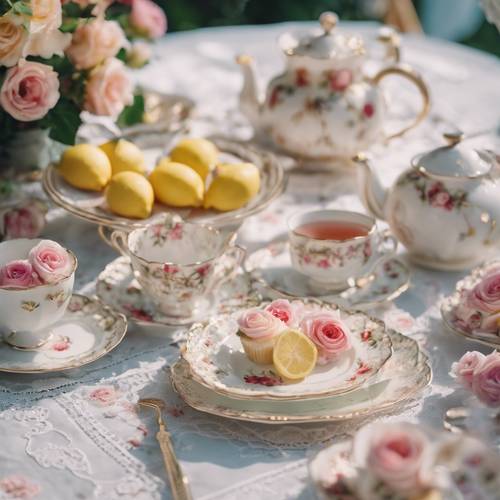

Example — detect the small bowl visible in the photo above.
[0,239,77,349]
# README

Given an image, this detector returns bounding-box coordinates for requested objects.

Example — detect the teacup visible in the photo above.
[0,239,77,349]
[288,210,397,291]
[106,214,246,318]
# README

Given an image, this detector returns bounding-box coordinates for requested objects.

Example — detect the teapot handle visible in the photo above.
[376,26,401,64]
[372,64,430,141]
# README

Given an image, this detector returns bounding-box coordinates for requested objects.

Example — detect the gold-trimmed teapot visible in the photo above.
[356,132,500,270]
[237,12,430,160]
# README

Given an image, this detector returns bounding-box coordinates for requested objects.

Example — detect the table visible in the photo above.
[1,22,500,500]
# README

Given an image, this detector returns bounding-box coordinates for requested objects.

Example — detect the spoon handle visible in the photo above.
[156,427,193,500]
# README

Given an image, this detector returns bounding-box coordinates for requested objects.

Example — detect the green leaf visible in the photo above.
[38,98,82,145]
[117,94,145,127]
[62,2,83,18]
[60,18,80,33]
[115,47,127,63]
[11,1,32,16]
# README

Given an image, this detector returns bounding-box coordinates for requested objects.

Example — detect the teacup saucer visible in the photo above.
[244,240,410,309]
[96,256,261,327]
[0,294,127,373]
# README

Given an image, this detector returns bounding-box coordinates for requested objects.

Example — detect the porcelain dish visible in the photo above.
[42,139,285,230]
[172,329,430,424]
[182,300,393,401]
[0,294,127,373]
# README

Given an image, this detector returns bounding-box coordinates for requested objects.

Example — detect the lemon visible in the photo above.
[273,329,317,381]
[149,159,204,207]
[170,138,218,181]
[204,162,260,211]
[100,139,146,175]
[58,144,111,191]
[106,171,154,219]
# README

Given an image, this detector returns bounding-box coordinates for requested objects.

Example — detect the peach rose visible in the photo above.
[0,13,28,67]
[84,58,133,117]
[0,260,41,289]
[450,351,486,389]
[237,308,284,339]
[0,59,59,121]
[130,0,167,39]
[66,19,126,70]
[28,240,73,284]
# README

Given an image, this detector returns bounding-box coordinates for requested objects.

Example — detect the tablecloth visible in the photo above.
[1,21,500,500]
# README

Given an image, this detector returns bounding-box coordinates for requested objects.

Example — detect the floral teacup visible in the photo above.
[288,210,397,291]
[107,214,246,318]
[0,239,77,349]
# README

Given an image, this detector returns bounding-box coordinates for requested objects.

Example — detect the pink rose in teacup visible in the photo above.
[466,270,500,314]
[237,308,284,339]
[470,351,500,407]
[265,299,300,327]
[450,351,486,389]
[300,310,351,364]
[0,260,40,289]
[28,240,72,284]
[352,423,433,496]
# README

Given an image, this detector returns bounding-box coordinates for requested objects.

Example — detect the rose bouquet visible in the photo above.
[0,0,167,156]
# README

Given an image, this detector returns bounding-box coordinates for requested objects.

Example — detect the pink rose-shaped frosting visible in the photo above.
[265,299,299,326]
[66,20,126,70]
[28,240,72,284]
[451,351,486,389]
[3,201,46,240]
[300,310,351,363]
[237,308,284,339]
[467,270,500,314]
[84,57,133,117]
[130,0,167,39]
[0,260,41,289]
[352,423,433,496]
[0,59,59,121]
[470,351,500,407]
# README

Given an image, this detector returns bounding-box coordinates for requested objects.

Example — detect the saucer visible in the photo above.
[182,300,393,401]
[96,256,261,327]
[172,330,430,424]
[0,294,127,373]
[244,241,410,309]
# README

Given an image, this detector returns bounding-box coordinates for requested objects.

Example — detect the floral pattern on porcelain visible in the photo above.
[0,475,41,499]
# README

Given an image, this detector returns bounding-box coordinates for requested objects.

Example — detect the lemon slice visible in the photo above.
[170,138,218,181]
[100,139,146,175]
[273,329,317,381]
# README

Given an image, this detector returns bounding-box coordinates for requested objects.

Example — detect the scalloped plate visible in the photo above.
[182,300,393,401]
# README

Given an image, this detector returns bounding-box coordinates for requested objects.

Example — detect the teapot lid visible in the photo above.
[412,132,494,179]
[280,12,365,60]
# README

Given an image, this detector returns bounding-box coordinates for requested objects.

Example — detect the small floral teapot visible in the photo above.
[356,132,500,270]
[237,12,430,160]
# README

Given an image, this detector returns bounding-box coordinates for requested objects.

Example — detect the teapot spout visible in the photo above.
[353,153,388,220]
[236,55,264,131]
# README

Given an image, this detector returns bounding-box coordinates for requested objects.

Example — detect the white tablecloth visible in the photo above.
[1,22,500,500]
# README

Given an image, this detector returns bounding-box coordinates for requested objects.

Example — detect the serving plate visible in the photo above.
[182,301,393,401]
[172,330,429,424]
[42,139,285,230]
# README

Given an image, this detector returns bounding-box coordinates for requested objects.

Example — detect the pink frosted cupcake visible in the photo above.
[237,308,284,364]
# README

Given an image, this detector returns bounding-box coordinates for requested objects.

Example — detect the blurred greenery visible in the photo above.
[155,0,500,56]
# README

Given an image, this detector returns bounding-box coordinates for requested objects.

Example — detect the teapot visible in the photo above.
[236,12,430,160]
[355,132,500,270]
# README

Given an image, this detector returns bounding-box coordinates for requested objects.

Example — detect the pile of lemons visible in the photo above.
[58,138,261,219]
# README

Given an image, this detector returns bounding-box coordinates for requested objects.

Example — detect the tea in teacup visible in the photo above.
[294,221,370,241]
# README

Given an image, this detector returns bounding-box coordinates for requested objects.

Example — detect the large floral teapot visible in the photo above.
[356,132,500,270]
[237,12,430,160]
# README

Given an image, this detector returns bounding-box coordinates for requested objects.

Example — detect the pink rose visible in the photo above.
[453,300,482,332]
[88,386,118,406]
[28,240,73,284]
[0,260,41,289]
[300,310,351,363]
[427,182,454,211]
[471,351,500,407]
[451,351,486,389]
[265,299,299,326]
[467,270,500,314]
[480,311,500,333]
[353,423,433,496]
[84,58,133,117]
[3,201,46,240]
[0,59,59,121]
[237,308,284,339]
[66,20,126,70]
[130,0,167,39]
[329,69,352,91]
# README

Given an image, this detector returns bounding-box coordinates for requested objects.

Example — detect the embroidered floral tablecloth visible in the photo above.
[1,22,500,500]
